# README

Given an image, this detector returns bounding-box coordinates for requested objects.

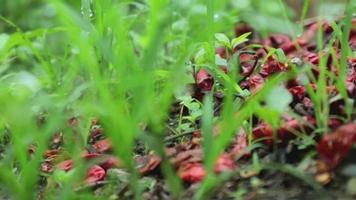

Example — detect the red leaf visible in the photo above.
[196,69,214,91]
[93,139,112,153]
[246,74,265,93]
[41,162,53,173]
[57,159,74,172]
[81,150,100,159]
[317,123,356,168]
[260,58,287,77]
[178,163,205,183]
[263,34,295,55]
[85,165,106,184]
[252,123,274,146]
[215,47,227,59]
[229,131,250,159]
[170,149,203,167]
[214,154,236,173]
[239,53,257,76]
[44,149,62,162]
[100,156,122,170]
[288,85,306,101]
[137,154,162,175]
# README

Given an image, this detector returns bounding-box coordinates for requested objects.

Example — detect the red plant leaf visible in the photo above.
[260,58,287,77]
[57,159,74,172]
[288,85,306,101]
[100,156,122,170]
[81,150,100,159]
[229,131,250,159]
[170,149,203,167]
[317,123,356,168]
[263,34,296,55]
[215,47,227,59]
[44,148,62,162]
[41,162,53,173]
[85,165,106,184]
[214,154,236,173]
[137,154,162,175]
[178,162,205,183]
[246,74,265,93]
[252,123,274,146]
[196,69,214,91]
[239,53,257,76]
[93,139,112,153]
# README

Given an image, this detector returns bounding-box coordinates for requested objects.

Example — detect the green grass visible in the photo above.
[0,0,355,199]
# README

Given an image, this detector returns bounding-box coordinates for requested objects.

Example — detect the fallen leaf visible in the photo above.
[137,154,162,175]
[93,139,112,153]
[229,131,250,159]
[214,154,236,173]
[178,163,205,183]
[85,165,106,184]
[317,123,356,168]
[196,69,214,91]
[57,159,74,172]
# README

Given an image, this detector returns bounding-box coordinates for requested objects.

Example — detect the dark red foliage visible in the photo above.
[252,123,274,146]
[243,74,265,93]
[252,116,318,145]
[41,162,53,173]
[57,159,74,172]
[277,116,313,141]
[171,149,203,167]
[100,156,122,170]
[44,149,62,162]
[137,155,162,175]
[81,150,100,159]
[317,123,356,168]
[196,69,214,91]
[229,131,250,159]
[303,52,319,65]
[260,58,287,77]
[85,165,106,184]
[328,118,343,129]
[93,139,112,153]
[288,85,306,101]
[214,154,236,173]
[216,47,227,59]
[240,53,257,76]
[300,21,332,46]
[178,163,205,183]
[263,34,296,55]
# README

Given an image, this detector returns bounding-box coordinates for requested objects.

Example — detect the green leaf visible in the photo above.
[215,33,231,48]
[231,32,251,49]
[265,85,292,112]
[276,48,287,63]
[0,34,9,51]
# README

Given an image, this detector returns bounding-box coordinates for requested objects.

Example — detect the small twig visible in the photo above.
[164,130,198,143]
[166,125,179,135]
